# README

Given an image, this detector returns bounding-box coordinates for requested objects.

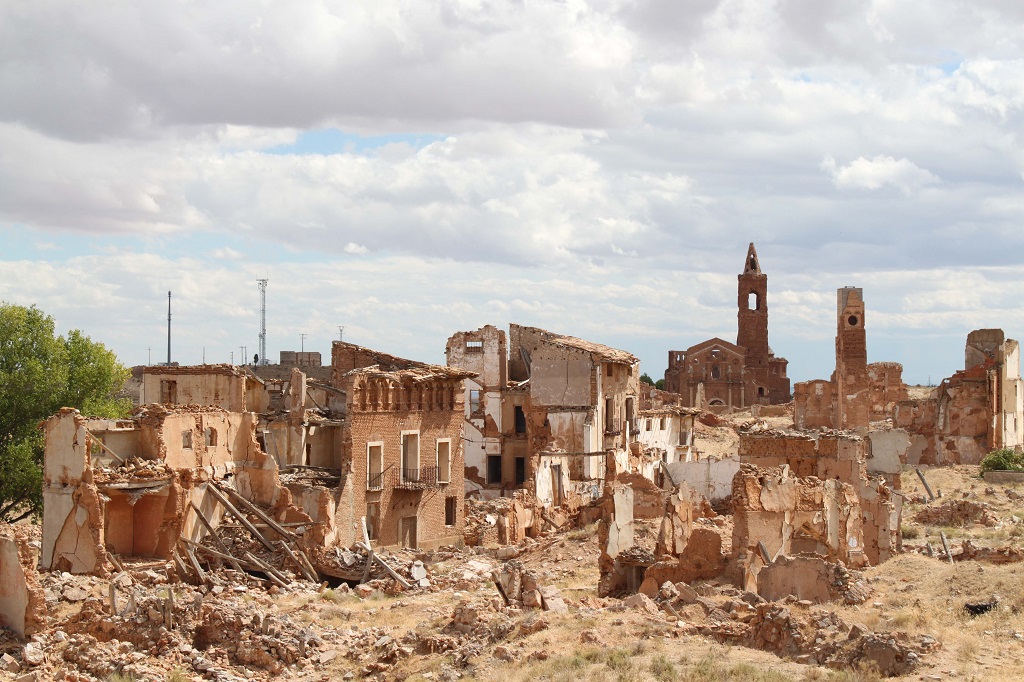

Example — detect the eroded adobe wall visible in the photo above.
[731,465,865,575]
[0,524,46,639]
[738,432,818,477]
[793,380,834,430]
[866,362,908,420]
[41,409,106,575]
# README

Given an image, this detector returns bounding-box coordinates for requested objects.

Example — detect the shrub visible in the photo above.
[980,448,1024,474]
[900,525,921,540]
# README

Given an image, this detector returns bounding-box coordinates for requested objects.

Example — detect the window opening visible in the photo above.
[487,455,502,484]
[437,440,451,484]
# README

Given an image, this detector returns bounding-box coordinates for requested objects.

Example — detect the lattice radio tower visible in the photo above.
[257,279,268,365]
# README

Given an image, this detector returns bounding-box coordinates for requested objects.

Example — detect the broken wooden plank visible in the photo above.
[179,540,207,583]
[189,501,244,572]
[916,467,936,502]
[296,548,319,583]
[354,541,413,589]
[107,552,125,573]
[171,550,194,584]
[205,484,276,551]
[360,516,374,584]
[219,484,299,541]
[85,429,126,464]
[182,539,260,572]
[278,541,317,582]
[243,551,289,588]
[940,531,955,565]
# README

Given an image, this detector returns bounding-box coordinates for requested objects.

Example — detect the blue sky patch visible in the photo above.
[266,129,445,156]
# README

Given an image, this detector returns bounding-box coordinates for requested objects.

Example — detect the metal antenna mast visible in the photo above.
[257,279,268,365]
[166,291,172,365]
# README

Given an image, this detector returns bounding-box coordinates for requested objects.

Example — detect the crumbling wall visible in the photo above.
[866,362,908,420]
[41,409,106,574]
[597,484,635,596]
[0,524,46,638]
[757,554,870,605]
[664,457,740,504]
[738,432,818,477]
[731,465,865,589]
[793,380,833,430]
[141,365,248,411]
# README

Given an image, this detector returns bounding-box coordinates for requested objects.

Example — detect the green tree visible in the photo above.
[655,379,665,390]
[640,373,654,386]
[0,303,131,521]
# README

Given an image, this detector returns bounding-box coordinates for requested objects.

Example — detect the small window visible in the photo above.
[204,427,218,447]
[659,417,666,430]
[514,405,526,434]
[182,430,193,449]
[515,457,526,484]
[848,315,858,326]
[487,455,502,484]
[606,363,613,376]
[437,440,451,484]
[469,389,481,412]
[758,386,765,397]
[466,340,483,353]
[645,418,652,431]
[711,365,721,379]
[445,497,457,526]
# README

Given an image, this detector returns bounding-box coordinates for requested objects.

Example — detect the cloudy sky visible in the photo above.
[2,0,1023,385]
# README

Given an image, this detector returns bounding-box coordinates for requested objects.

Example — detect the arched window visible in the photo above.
[711,365,721,379]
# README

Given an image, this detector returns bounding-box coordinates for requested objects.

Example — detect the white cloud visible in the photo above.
[821,155,941,195]
[3,0,1024,388]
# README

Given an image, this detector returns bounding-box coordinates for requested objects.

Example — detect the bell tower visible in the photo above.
[737,243,769,368]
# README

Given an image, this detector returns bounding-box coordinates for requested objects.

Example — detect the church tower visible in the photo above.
[737,243,769,370]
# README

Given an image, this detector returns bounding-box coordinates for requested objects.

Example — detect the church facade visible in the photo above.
[664,244,790,408]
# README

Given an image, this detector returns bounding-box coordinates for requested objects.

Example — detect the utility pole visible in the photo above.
[166,291,172,365]
[240,346,247,365]
[257,279,268,365]
[230,351,234,365]
[148,347,151,365]
[300,333,307,353]
[338,326,345,342]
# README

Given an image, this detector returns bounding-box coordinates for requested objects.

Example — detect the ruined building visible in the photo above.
[794,290,1024,465]
[664,243,790,409]
[894,329,1024,464]
[42,348,475,574]
[447,323,640,510]
[794,288,908,431]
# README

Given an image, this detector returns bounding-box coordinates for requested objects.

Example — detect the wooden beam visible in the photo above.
[940,531,955,564]
[219,485,299,541]
[278,540,317,582]
[243,551,289,588]
[916,467,936,501]
[85,429,126,464]
[204,484,275,551]
[360,516,374,584]
[189,501,244,572]
[354,541,412,589]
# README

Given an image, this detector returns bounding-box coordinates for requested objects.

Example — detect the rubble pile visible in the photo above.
[913,499,1000,527]
[626,580,932,677]
[491,559,568,612]
[463,491,536,547]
